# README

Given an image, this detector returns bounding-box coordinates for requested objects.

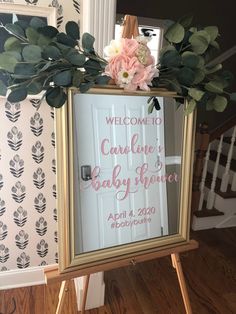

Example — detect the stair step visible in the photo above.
[205,172,236,199]
[209,150,236,172]
[194,208,224,218]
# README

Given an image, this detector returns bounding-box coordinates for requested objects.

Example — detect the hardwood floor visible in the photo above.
[0,228,236,314]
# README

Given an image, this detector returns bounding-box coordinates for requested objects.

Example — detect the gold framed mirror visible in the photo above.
[56,87,196,274]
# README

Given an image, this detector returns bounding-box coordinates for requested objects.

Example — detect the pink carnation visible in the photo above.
[132,65,158,91]
[105,54,139,83]
[121,38,139,56]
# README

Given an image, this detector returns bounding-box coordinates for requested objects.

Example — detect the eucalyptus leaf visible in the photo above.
[164,22,185,43]
[26,27,40,44]
[213,95,227,112]
[205,80,224,93]
[27,81,43,95]
[0,80,7,96]
[66,52,86,66]
[204,26,218,42]
[79,81,94,93]
[230,93,236,101]
[46,86,67,108]
[148,101,155,114]
[53,70,72,86]
[160,50,181,67]
[166,78,182,93]
[65,21,80,40]
[177,67,195,86]
[84,59,102,75]
[4,37,21,52]
[22,45,42,62]
[205,63,222,74]
[56,33,77,48]
[159,45,176,57]
[8,87,28,102]
[30,17,47,29]
[2,51,22,61]
[188,88,205,101]
[5,23,25,37]
[38,25,59,38]
[189,31,211,54]
[15,20,29,30]
[182,51,200,68]
[197,56,205,68]
[178,15,193,28]
[43,46,62,60]
[193,69,205,84]
[189,27,198,33]
[82,33,95,52]
[0,54,18,72]
[185,99,196,115]
[14,63,36,76]
[210,40,220,50]
[37,34,52,47]
[96,75,111,85]
[72,70,83,87]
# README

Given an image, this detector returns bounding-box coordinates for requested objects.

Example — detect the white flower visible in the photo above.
[104,39,122,58]
[117,69,135,87]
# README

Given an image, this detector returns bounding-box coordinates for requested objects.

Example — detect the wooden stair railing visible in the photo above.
[191,114,236,216]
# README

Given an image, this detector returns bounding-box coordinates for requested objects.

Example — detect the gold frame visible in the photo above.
[56,87,196,274]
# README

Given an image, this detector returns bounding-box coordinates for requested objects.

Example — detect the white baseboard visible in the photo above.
[192,214,236,230]
[0,264,59,290]
[0,265,105,311]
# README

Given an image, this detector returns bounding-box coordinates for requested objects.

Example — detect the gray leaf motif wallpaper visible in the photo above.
[0,99,57,271]
[0,0,80,271]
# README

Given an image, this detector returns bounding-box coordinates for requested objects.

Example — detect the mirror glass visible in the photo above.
[72,92,183,254]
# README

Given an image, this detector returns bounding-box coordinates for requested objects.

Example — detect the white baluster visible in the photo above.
[198,143,211,211]
[232,173,236,191]
[220,126,236,192]
[206,135,224,209]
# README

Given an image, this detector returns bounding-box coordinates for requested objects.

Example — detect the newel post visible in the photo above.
[191,123,210,213]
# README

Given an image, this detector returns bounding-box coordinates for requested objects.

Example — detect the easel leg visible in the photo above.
[81,274,90,314]
[56,280,70,314]
[171,253,192,314]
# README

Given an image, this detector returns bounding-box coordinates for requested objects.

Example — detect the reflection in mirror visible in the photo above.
[73,92,183,254]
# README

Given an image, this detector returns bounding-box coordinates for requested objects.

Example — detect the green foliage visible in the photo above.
[156,17,236,114]
[0,19,107,108]
[0,16,235,113]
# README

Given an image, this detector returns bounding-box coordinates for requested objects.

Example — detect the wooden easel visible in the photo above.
[44,240,198,314]
[47,15,198,313]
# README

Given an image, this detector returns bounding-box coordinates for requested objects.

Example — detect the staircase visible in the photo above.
[191,116,236,231]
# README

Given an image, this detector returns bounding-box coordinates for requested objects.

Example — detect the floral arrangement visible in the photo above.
[104,37,158,91]
[0,16,235,113]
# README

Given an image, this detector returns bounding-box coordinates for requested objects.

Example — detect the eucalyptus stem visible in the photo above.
[0,23,28,43]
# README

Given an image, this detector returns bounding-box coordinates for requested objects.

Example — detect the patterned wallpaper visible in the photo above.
[0,0,80,271]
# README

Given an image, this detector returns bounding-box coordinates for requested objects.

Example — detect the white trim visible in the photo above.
[0,3,56,26]
[0,264,56,290]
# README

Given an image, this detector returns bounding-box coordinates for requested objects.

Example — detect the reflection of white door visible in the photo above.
[74,93,168,252]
